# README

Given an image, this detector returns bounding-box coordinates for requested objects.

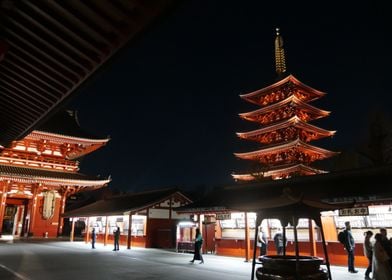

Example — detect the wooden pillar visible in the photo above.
[316,215,332,280]
[57,189,68,236]
[282,225,287,256]
[245,212,251,262]
[169,197,172,220]
[308,219,317,256]
[127,212,132,249]
[70,218,75,242]
[85,217,90,244]
[145,208,149,247]
[0,183,8,235]
[104,216,109,246]
[251,213,263,280]
[293,217,300,278]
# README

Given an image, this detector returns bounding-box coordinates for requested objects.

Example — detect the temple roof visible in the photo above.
[0,164,110,187]
[36,110,108,141]
[62,187,192,217]
[236,116,336,142]
[239,95,330,123]
[240,75,326,106]
[234,138,338,161]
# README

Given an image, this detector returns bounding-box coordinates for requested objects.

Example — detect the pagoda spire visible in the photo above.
[275,28,287,77]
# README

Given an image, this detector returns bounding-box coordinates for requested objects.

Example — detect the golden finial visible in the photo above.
[274,27,287,77]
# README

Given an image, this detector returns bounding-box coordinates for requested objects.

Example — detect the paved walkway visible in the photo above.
[0,238,368,280]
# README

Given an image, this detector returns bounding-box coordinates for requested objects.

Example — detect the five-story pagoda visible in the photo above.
[233,29,337,181]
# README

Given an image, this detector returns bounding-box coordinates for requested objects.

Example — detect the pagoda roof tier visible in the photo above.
[239,95,330,124]
[236,116,336,144]
[0,164,110,187]
[240,75,326,107]
[234,138,338,164]
[232,163,328,181]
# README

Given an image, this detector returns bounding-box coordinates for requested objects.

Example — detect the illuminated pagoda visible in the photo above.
[0,110,111,238]
[233,29,337,181]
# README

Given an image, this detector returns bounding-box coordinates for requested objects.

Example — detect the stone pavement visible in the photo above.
[0,238,369,280]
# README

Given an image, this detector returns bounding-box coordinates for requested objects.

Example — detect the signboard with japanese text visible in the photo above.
[216,213,231,220]
[338,207,369,216]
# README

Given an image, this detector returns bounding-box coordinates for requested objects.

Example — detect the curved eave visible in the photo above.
[239,95,330,121]
[0,164,111,187]
[234,138,339,160]
[0,174,111,187]
[240,75,326,103]
[29,130,110,145]
[232,164,328,181]
[236,116,336,139]
[66,144,107,160]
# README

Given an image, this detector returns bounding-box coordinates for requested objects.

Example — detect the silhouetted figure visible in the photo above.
[373,233,392,279]
[91,228,96,249]
[257,226,268,256]
[343,221,358,273]
[113,227,120,251]
[363,230,373,279]
[379,228,392,269]
[273,230,285,255]
[190,228,204,264]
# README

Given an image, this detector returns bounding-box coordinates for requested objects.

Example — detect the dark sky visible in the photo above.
[68,1,392,192]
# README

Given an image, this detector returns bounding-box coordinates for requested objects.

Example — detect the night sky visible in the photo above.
[68,1,391,192]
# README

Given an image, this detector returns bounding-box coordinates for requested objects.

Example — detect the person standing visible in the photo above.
[113,227,120,251]
[273,229,285,255]
[343,221,358,273]
[379,228,392,269]
[373,233,392,280]
[363,230,373,279]
[257,226,268,256]
[91,227,96,249]
[190,228,204,264]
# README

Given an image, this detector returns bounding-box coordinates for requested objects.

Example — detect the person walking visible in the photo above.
[363,230,373,279]
[91,227,96,249]
[113,227,120,251]
[343,221,358,273]
[190,228,204,264]
[373,233,392,280]
[257,226,268,256]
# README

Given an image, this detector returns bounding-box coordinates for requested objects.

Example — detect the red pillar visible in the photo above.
[85,217,90,244]
[0,183,8,235]
[104,216,109,246]
[245,212,251,262]
[127,212,133,249]
[28,184,41,236]
[70,218,75,242]
[309,219,317,256]
[57,189,68,236]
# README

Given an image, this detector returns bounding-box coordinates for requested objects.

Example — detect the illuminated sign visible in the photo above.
[216,213,231,220]
[338,207,369,216]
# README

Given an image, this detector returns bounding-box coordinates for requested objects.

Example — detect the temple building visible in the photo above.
[0,110,111,238]
[233,28,338,181]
